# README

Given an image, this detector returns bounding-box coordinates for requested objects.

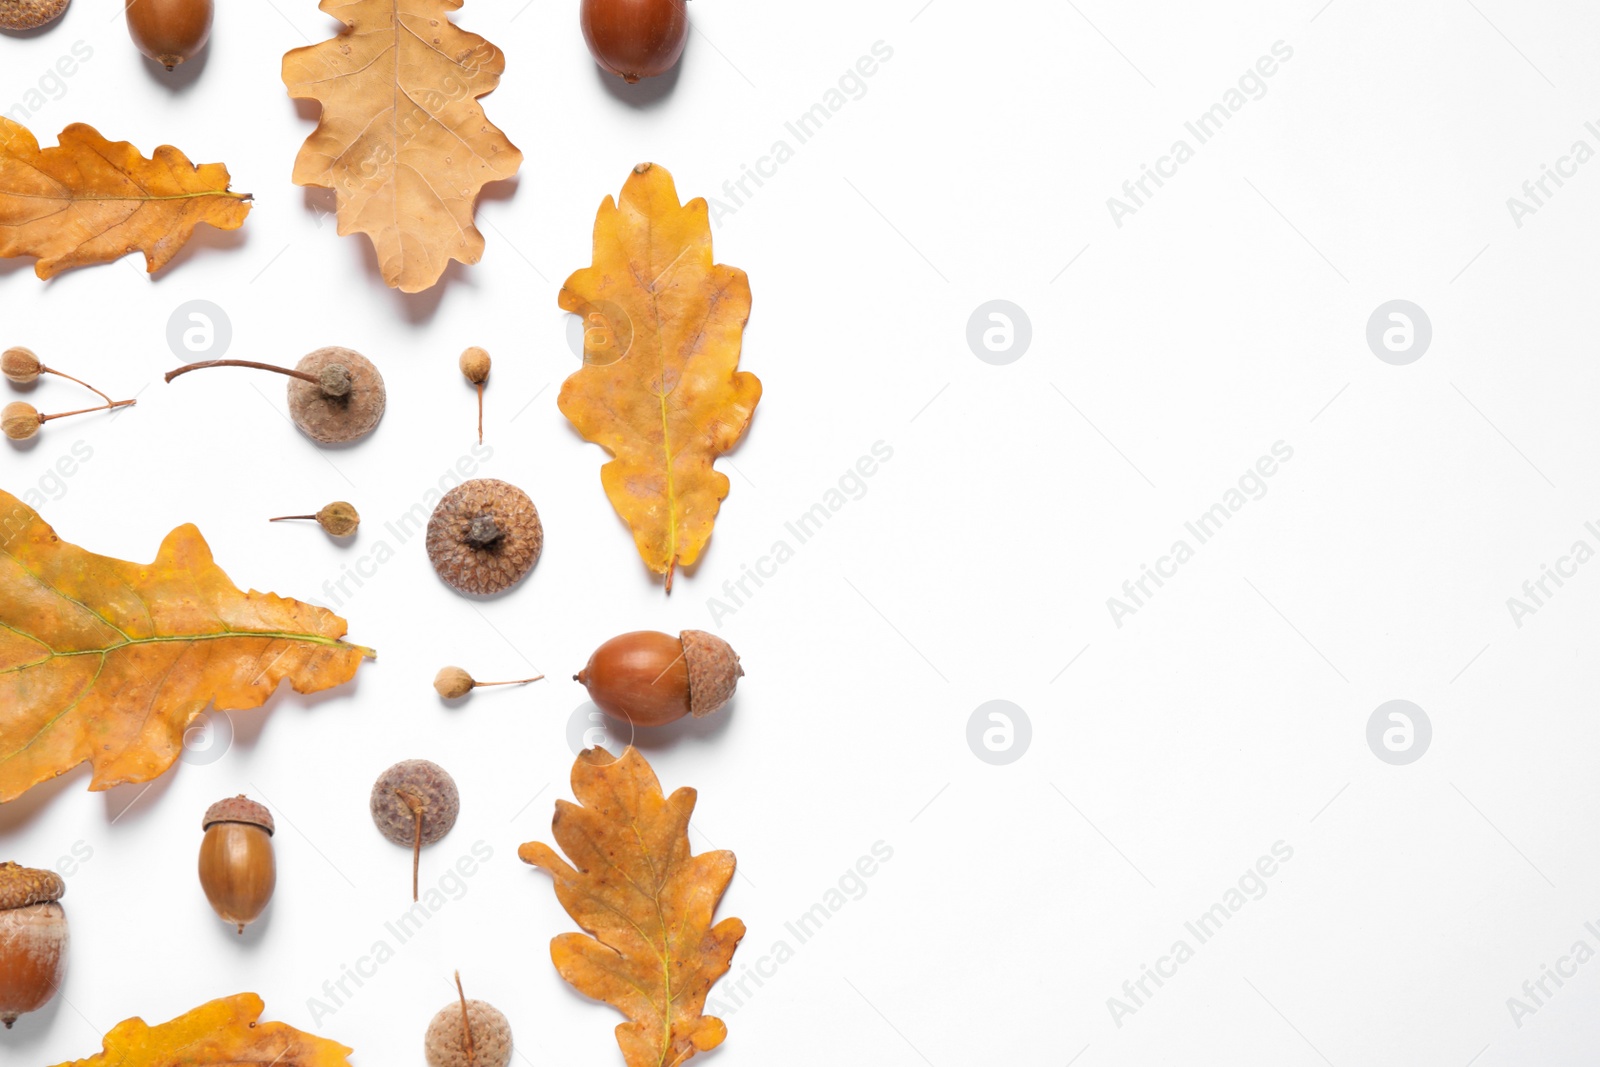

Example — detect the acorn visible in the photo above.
[425,972,513,1067]
[197,796,275,934]
[372,760,459,901]
[125,0,211,70]
[426,479,543,596]
[575,630,742,727]
[0,862,68,1029]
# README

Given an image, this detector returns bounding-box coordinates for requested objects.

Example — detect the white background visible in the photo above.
[3,0,1600,1064]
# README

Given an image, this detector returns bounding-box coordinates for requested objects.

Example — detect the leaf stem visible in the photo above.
[164,360,320,386]
[396,788,426,902]
[268,515,317,522]
[41,368,114,405]
[454,971,476,1067]
[474,675,544,687]
[475,382,483,444]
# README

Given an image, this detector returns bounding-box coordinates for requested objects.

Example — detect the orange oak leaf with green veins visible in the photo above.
[0,119,251,278]
[0,490,374,804]
[520,746,745,1067]
[49,993,352,1067]
[559,163,761,592]
[282,0,523,293]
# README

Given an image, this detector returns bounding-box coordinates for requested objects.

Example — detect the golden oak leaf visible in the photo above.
[0,119,251,279]
[50,993,352,1067]
[520,746,745,1067]
[282,0,523,293]
[558,164,761,591]
[0,490,374,803]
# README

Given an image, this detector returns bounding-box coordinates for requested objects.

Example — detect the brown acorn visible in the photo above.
[197,796,275,934]
[575,630,742,727]
[0,862,67,1029]
[125,0,211,70]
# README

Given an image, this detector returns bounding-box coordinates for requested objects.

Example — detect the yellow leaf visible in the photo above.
[520,747,745,1067]
[0,491,374,804]
[558,164,761,591]
[282,0,523,293]
[0,119,250,279]
[50,993,352,1067]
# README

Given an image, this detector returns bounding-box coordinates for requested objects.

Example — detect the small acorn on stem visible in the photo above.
[270,501,360,538]
[197,796,275,934]
[0,862,68,1030]
[371,760,458,901]
[458,347,490,443]
[165,347,386,444]
[3,397,135,441]
[576,630,742,727]
[433,666,543,700]
[3,347,115,405]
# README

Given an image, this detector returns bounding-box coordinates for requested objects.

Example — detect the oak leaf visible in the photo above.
[0,119,251,278]
[520,746,745,1067]
[49,993,352,1067]
[0,490,374,804]
[559,164,761,592]
[282,0,523,293]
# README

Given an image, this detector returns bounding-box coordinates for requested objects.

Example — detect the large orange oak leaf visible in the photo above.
[282,0,523,293]
[0,119,251,278]
[50,994,353,1067]
[0,491,374,804]
[558,164,761,591]
[520,746,745,1067]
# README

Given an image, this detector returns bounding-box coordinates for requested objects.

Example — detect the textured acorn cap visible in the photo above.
[425,998,512,1067]
[680,630,742,718]
[426,479,542,595]
[202,795,274,836]
[2,346,41,383]
[0,0,68,30]
[0,862,64,910]
[288,347,386,444]
[371,760,459,846]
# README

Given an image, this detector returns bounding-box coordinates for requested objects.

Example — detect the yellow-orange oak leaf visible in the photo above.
[558,163,761,592]
[49,993,353,1067]
[0,119,250,279]
[282,0,523,293]
[0,491,374,804]
[520,747,745,1067]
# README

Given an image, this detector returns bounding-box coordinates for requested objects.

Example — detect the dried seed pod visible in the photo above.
[3,396,135,440]
[0,0,68,31]
[458,347,490,443]
[165,348,387,444]
[270,501,360,537]
[0,862,68,1029]
[426,973,512,1067]
[426,479,542,596]
[197,796,275,934]
[433,666,543,700]
[576,629,742,726]
[371,760,458,901]
[3,347,117,403]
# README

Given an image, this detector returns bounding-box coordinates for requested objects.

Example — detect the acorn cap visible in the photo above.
[371,760,459,846]
[425,998,513,1067]
[681,630,742,718]
[202,795,275,835]
[0,862,65,910]
[288,347,386,444]
[0,0,69,31]
[426,479,543,595]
